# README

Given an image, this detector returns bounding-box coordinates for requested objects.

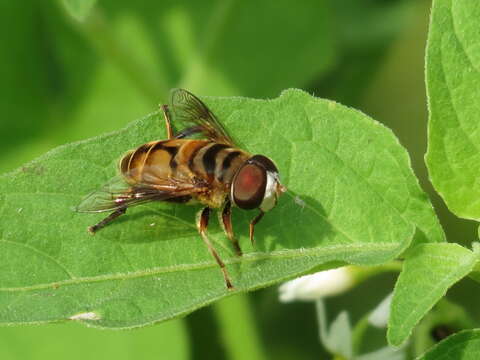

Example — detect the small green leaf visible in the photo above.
[62,0,96,21]
[0,90,443,328]
[425,0,480,220]
[416,329,480,360]
[388,243,478,346]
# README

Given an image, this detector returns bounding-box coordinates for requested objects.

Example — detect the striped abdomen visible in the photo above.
[120,139,250,190]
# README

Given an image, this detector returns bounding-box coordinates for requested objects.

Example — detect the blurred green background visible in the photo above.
[1,0,478,359]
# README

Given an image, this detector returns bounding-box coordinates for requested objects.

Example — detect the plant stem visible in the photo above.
[350,261,403,284]
[213,294,267,360]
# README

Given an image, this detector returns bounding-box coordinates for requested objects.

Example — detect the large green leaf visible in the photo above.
[0,90,443,328]
[416,329,480,360]
[425,0,480,220]
[388,243,478,346]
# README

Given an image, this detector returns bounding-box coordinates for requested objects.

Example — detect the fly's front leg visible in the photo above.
[88,207,127,234]
[161,104,174,139]
[198,207,234,290]
[249,211,264,247]
[221,200,242,256]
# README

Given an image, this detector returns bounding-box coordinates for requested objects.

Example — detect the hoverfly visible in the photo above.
[76,89,286,289]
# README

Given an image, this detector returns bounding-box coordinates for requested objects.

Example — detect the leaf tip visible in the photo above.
[386,327,405,348]
[277,88,312,101]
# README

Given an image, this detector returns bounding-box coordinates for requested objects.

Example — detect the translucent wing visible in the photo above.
[170,88,236,146]
[76,176,158,213]
[75,172,204,213]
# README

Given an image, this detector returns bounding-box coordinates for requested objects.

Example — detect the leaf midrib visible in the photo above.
[0,242,399,293]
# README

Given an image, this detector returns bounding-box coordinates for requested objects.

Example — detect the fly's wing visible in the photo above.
[170,88,237,146]
[75,172,205,213]
[75,176,161,213]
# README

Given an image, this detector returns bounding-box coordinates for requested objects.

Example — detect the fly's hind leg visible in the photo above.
[88,207,127,234]
[161,104,174,139]
[198,207,234,290]
[221,200,242,256]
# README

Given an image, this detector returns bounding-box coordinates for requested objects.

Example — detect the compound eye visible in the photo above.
[232,164,266,209]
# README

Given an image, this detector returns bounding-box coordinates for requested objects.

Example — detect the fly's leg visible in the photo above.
[175,125,203,139]
[162,104,203,139]
[161,104,174,139]
[249,211,265,247]
[221,200,242,256]
[198,207,234,290]
[88,207,127,234]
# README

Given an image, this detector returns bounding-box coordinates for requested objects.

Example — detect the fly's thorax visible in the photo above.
[187,141,250,186]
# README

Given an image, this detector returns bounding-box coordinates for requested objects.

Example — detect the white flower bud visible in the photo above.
[279,267,355,302]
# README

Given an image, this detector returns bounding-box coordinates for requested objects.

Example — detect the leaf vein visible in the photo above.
[0,242,398,293]
[311,140,411,229]
[0,239,75,280]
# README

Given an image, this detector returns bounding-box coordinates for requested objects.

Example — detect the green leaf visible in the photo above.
[387,243,478,346]
[425,0,480,220]
[62,0,97,21]
[0,90,443,328]
[0,319,188,360]
[416,329,480,360]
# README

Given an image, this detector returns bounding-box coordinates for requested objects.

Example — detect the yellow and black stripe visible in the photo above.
[120,139,250,187]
